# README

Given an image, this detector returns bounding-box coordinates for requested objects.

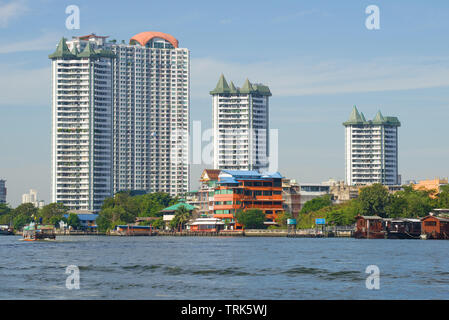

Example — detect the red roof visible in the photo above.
[201,169,221,181]
[130,31,178,48]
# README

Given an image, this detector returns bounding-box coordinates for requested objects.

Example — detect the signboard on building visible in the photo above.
[315,218,326,225]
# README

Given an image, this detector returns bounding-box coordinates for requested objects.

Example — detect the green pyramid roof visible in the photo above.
[343,106,365,126]
[210,75,271,96]
[360,112,366,122]
[48,37,76,59]
[78,42,98,58]
[229,81,238,93]
[210,74,230,94]
[343,107,401,127]
[239,78,254,94]
[372,111,385,124]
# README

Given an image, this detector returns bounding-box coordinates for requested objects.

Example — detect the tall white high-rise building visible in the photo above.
[0,179,6,204]
[50,31,190,209]
[49,37,114,212]
[210,75,271,171]
[343,106,401,186]
[111,31,190,196]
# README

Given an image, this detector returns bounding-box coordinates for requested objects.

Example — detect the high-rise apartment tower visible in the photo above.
[210,75,271,171]
[343,106,400,186]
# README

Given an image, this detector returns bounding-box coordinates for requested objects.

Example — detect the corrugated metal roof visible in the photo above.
[64,214,98,221]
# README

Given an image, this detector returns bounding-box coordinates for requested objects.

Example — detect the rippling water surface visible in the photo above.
[1,236,449,299]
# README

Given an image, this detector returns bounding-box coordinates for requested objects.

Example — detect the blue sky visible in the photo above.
[1,0,449,206]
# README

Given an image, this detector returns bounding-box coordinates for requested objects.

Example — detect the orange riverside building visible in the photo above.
[213,170,284,230]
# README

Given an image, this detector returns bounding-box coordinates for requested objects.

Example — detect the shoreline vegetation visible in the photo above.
[2,184,449,236]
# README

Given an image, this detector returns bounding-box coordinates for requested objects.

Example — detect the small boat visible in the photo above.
[0,225,14,235]
[22,222,56,241]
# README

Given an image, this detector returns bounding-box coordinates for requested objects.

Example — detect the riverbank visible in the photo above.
[9,227,354,238]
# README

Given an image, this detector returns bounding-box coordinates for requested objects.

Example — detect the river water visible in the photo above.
[1,235,448,299]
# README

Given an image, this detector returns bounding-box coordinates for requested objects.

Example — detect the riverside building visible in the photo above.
[343,106,401,186]
[111,32,189,196]
[49,31,190,210]
[210,75,271,171]
[213,170,284,229]
[49,37,114,212]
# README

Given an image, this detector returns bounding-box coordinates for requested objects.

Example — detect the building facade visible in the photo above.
[413,178,448,198]
[0,180,6,204]
[344,106,401,186]
[49,37,114,212]
[298,183,331,210]
[282,178,301,218]
[213,170,284,229]
[49,31,190,211]
[111,32,189,196]
[211,75,271,171]
[197,169,220,216]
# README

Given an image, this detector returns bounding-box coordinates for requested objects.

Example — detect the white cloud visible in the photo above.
[0,65,50,106]
[0,0,28,28]
[191,56,449,99]
[0,32,60,54]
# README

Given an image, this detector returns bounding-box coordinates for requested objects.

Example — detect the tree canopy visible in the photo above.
[300,194,332,214]
[296,184,448,228]
[97,191,177,232]
[236,209,266,229]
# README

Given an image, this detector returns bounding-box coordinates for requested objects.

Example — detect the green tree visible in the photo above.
[67,213,81,230]
[300,194,333,214]
[39,203,68,224]
[170,206,191,231]
[13,214,33,230]
[236,209,266,229]
[275,211,293,228]
[0,203,12,225]
[151,217,164,230]
[358,184,389,217]
[438,185,449,209]
[9,203,38,230]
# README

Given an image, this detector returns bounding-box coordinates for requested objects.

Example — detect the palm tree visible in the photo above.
[174,206,191,231]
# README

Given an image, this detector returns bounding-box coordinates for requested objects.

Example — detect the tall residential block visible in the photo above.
[0,179,6,204]
[49,37,114,212]
[50,31,190,211]
[343,106,401,186]
[210,75,271,171]
[111,31,189,196]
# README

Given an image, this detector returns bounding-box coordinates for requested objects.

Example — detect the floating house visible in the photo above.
[114,225,154,236]
[187,218,225,232]
[384,218,421,239]
[421,215,449,239]
[354,215,385,239]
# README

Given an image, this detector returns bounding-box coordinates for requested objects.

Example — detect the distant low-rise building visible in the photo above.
[197,169,221,216]
[413,178,448,198]
[326,180,359,203]
[63,212,98,229]
[298,183,330,210]
[282,179,301,218]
